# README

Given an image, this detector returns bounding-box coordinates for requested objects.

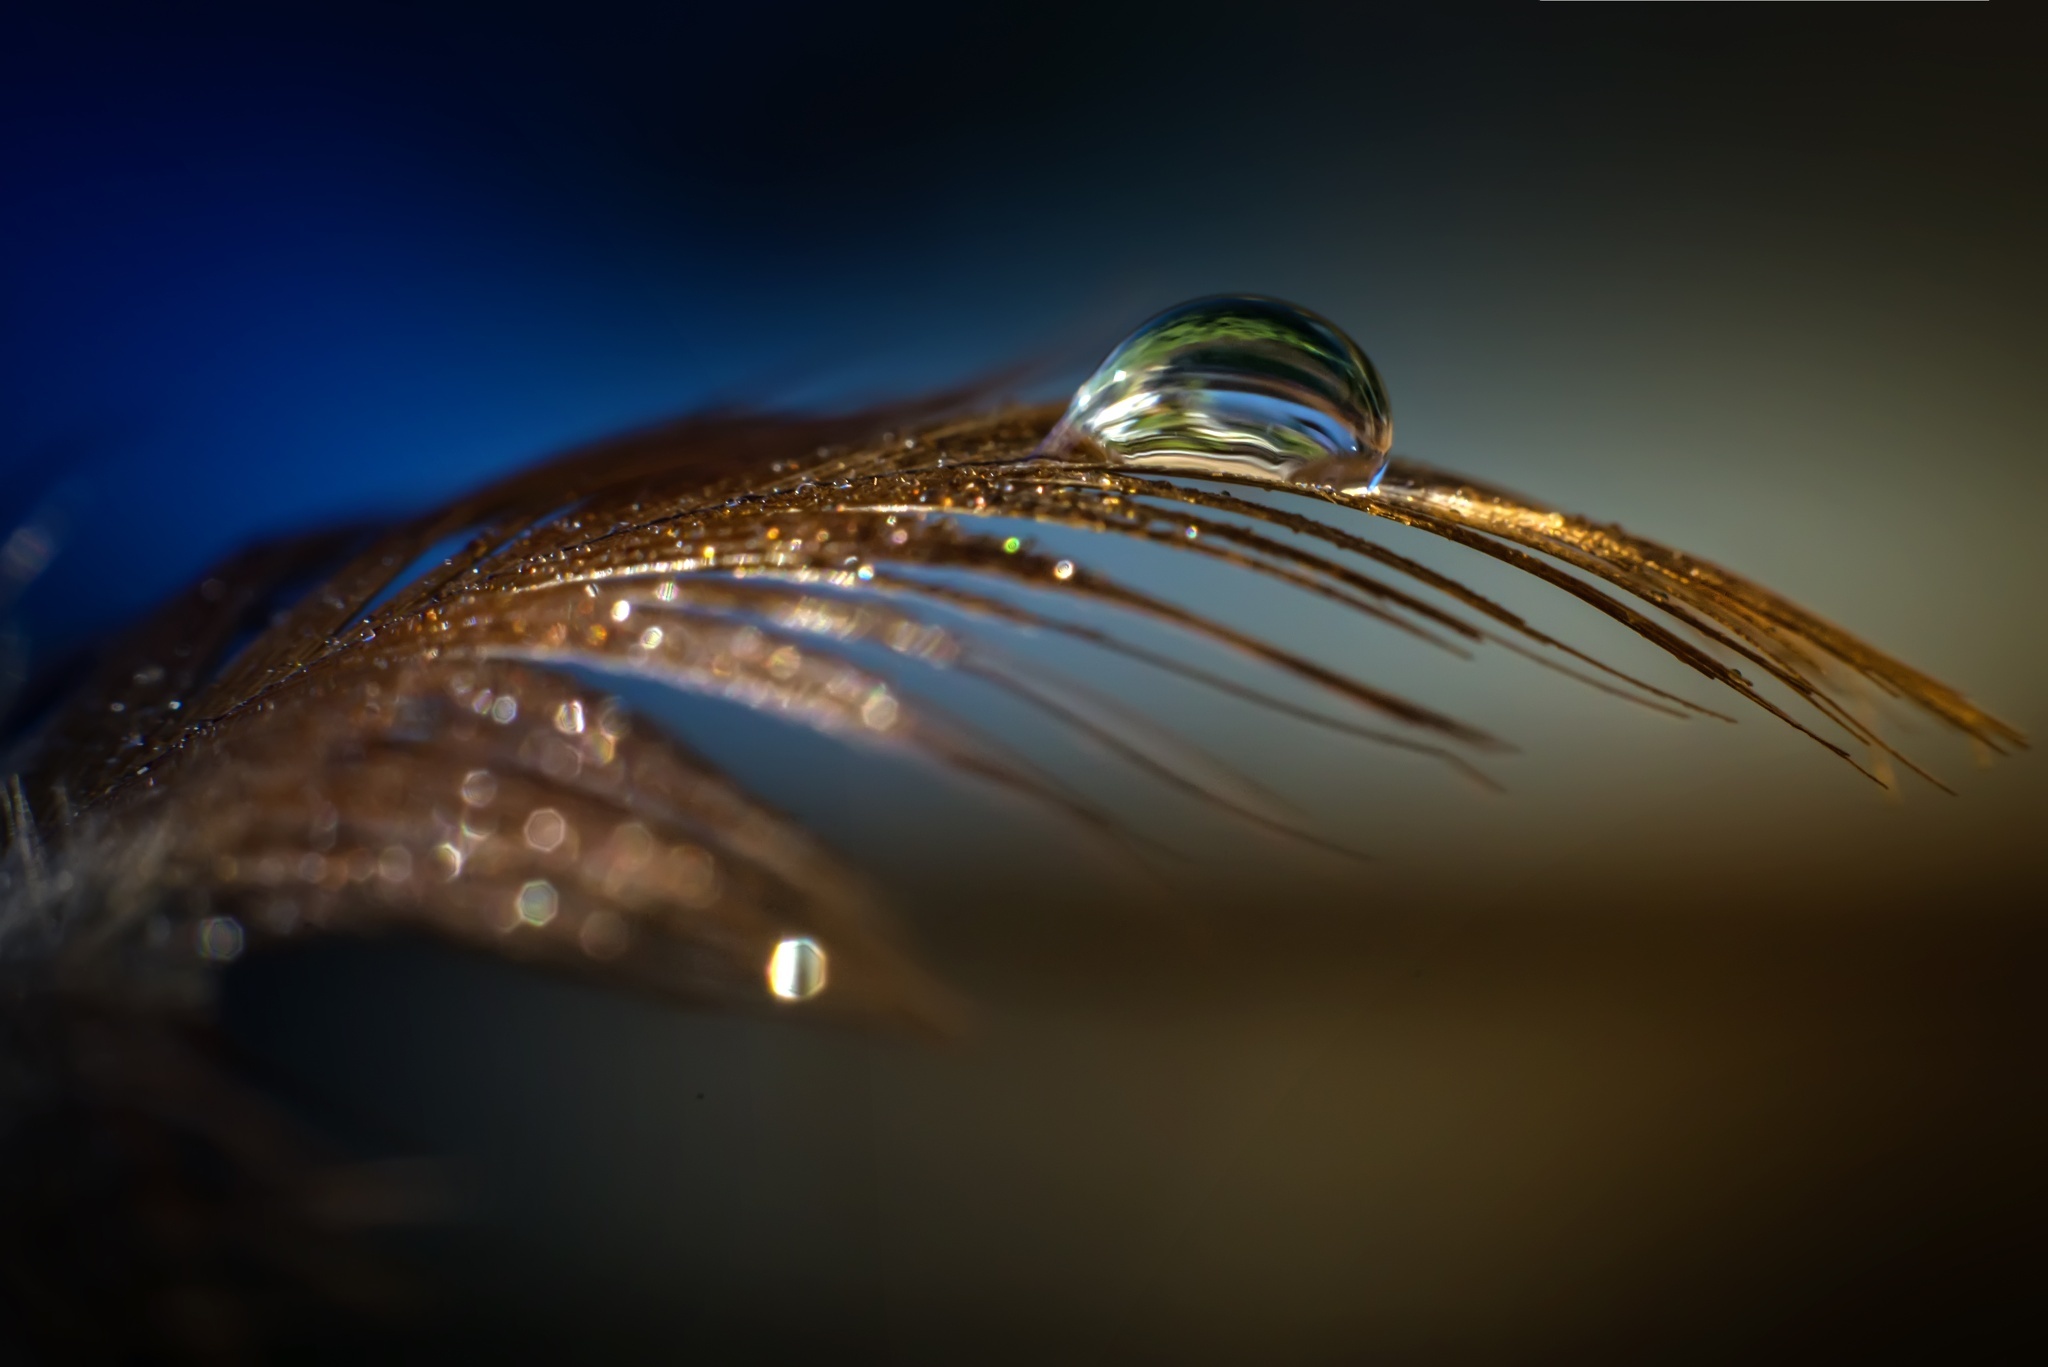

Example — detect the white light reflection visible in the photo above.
[766,936,827,1001]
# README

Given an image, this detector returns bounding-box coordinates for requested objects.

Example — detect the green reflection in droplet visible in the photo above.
[1045,295,1393,488]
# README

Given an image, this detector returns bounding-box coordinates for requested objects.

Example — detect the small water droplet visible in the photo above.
[516,879,559,926]
[378,846,413,883]
[1044,295,1393,489]
[196,915,245,962]
[767,936,827,1000]
[524,807,568,853]
[861,688,900,732]
[579,911,629,960]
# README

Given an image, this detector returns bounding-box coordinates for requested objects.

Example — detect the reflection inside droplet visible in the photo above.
[1043,295,1394,489]
[767,936,827,1000]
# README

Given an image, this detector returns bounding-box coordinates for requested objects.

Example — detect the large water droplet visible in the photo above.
[1043,295,1393,489]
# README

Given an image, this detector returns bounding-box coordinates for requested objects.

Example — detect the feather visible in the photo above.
[3,399,2022,1018]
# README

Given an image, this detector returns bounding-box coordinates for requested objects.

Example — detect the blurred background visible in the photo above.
[3,3,2044,1362]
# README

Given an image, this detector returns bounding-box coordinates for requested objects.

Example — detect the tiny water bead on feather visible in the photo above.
[1042,295,1396,491]
[768,936,828,1001]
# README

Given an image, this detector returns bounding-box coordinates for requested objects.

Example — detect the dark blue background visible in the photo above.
[12,3,2037,680]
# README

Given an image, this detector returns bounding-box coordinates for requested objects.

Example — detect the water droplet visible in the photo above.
[516,879,558,926]
[767,936,827,1000]
[524,807,568,853]
[1044,295,1393,489]
[861,688,900,732]
[607,822,656,871]
[196,915,245,962]
[378,845,413,883]
[579,911,629,960]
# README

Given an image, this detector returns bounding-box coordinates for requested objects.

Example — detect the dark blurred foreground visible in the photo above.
[207,815,2042,1365]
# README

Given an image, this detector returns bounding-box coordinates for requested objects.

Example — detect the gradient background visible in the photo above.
[3,4,2044,1362]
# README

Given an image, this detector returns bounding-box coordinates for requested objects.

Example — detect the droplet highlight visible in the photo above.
[767,935,828,1000]
[1044,295,1393,489]
[515,879,559,927]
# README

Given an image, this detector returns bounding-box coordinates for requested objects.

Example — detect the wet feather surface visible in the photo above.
[3,385,2020,1024]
